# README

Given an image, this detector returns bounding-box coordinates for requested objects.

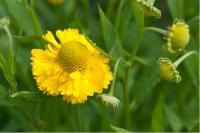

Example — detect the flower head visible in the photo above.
[0,17,10,29]
[31,28,113,104]
[48,0,64,5]
[166,20,190,53]
[158,57,181,83]
[97,94,120,107]
[137,0,161,18]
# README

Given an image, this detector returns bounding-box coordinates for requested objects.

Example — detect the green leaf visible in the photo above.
[10,91,42,99]
[0,53,17,91]
[98,5,123,58]
[0,34,17,91]
[183,36,199,88]
[164,105,183,131]
[130,67,161,110]
[167,0,184,19]
[189,121,199,132]
[0,84,13,107]
[2,0,42,35]
[129,0,144,63]
[151,92,164,132]
[131,0,144,31]
[110,125,130,132]
[167,0,177,19]
[0,52,5,69]
[14,35,42,43]
[0,84,7,98]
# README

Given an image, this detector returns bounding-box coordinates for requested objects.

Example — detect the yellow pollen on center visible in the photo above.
[57,41,90,72]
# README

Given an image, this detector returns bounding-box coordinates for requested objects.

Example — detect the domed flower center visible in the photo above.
[57,41,90,72]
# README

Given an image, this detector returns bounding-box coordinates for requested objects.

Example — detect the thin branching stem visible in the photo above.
[3,26,17,92]
[108,57,124,96]
[173,51,198,67]
[143,27,168,36]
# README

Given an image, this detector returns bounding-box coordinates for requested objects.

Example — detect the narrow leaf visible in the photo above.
[164,105,183,131]
[14,35,42,43]
[2,0,41,35]
[151,92,164,132]
[110,125,130,132]
[98,5,123,58]
[10,91,44,100]
[130,67,161,110]
[129,0,144,63]
[0,84,7,98]
[167,0,183,19]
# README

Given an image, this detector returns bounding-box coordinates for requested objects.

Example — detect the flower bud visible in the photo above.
[158,57,181,83]
[137,0,161,18]
[0,17,10,29]
[97,94,121,107]
[166,20,190,53]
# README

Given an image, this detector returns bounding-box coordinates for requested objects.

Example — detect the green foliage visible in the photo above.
[164,105,183,131]
[151,92,164,132]
[2,0,42,35]
[110,124,130,132]
[98,5,123,58]
[0,0,199,132]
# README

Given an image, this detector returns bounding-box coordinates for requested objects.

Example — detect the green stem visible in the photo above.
[115,0,125,31]
[122,49,149,66]
[123,31,142,127]
[143,27,168,36]
[129,31,144,64]
[108,57,124,96]
[122,0,145,129]
[123,68,131,129]
[4,26,13,64]
[187,15,199,25]
[173,51,198,67]
[3,26,17,92]
[75,106,81,131]
[176,0,181,18]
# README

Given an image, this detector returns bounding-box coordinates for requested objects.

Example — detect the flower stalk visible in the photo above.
[173,51,198,67]
[108,57,124,96]
[97,58,123,108]
[158,50,198,83]
[144,27,168,36]
[0,17,17,92]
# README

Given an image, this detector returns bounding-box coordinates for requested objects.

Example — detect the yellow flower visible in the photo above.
[48,0,64,5]
[31,28,113,104]
[158,57,181,83]
[166,20,190,53]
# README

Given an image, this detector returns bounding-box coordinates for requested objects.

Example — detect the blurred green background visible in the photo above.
[0,0,199,132]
